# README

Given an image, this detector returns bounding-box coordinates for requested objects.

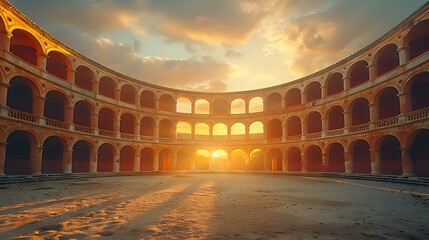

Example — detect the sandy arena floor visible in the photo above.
[0,173,428,239]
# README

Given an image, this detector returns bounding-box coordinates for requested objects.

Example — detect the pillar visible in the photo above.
[281,123,286,142]
[134,154,141,172]
[263,153,269,171]
[245,102,249,114]
[191,154,196,171]
[343,76,351,90]
[91,80,99,93]
[245,153,250,171]
[369,104,378,123]
[66,68,75,83]
[321,117,328,133]
[191,124,196,140]
[153,152,159,171]
[398,46,409,65]
[63,148,73,173]
[90,113,99,129]
[0,31,11,51]
[155,98,160,110]
[370,148,380,175]
[90,150,97,173]
[172,154,177,171]
[282,154,287,172]
[37,53,48,71]
[301,121,306,136]
[281,96,286,109]
[191,101,195,114]
[114,117,121,133]
[343,111,352,128]
[321,86,327,98]
[368,64,378,80]
[113,153,120,172]
[401,147,415,176]
[33,96,45,117]
[322,153,328,172]
[344,151,352,173]
[398,93,410,114]
[0,82,9,106]
[135,94,141,107]
[64,106,74,125]
[115,88,121,101]
[135,121,141,136]
[301,153,307,172]
[0,142,6,175]
[30,146,43,175]
[301,92,307,104]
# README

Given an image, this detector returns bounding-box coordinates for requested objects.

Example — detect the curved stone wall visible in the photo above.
[0,1,428,176]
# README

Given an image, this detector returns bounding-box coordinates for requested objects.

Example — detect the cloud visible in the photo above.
[225,50,243,58]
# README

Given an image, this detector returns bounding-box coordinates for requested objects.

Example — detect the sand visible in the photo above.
[0,173,428,239]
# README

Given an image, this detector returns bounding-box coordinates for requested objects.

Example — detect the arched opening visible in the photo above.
[328,106,344,130]
[159,94,174,112]
[120,146,135,171]
[249,121,264,139]
[286,116,301,136]
[306,112,322,133]
[267,148,282,171]
[195,99,210,114]
[375,44,399,76]
[195,123,210,140]
[44,90,67,121]
[97,143,114,172]
[231,149,246,170]
[73,100,92,127]
[176,97,191,113]
[140,90,155,109]
[305,82,321,102]
[99,76,116,99]
[409,72,429,111]
[231,98,245,114]
[75,65,95,91]
[212,99,228,115]
[42,136,64,174]
[287,147,301,171]
[249,97,263,113]
[327,143,345,173]
[231,123,245,140]
[195,149,210,170]
[140,117,155,136]
[285,88,301,107]
[212,149,228,170]
[176,121,192,139]
[379,135,402,175]
[378,87,400,120]
[72,140,91,173]
[46,51,70,81]
[5,131,33,175]
[267,119,282,140]
[120,84,136,104]
[120,113,136,134]
[159,148,173,171]
[326,73,344,96]
[249,149,264,171]
[98,108,115,132]
[10,29,41,66]
[7,76,34,113]
[408,129,429,176]
[265,93,281,111]
[349,60,369,88]
[350,140,371,174]
[140,148,154,171]
[213,123,228,140]
[177,149,192,170]
[306,145,322,172]
[159,119,174,138]
[350,98,370,125]
[405,19,429,60]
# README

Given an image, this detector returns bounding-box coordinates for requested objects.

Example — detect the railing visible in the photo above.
[349,123,370,133]
[407,107,429,121]
[8,108,37,122]
[121,132,138,140]
[45,118,68,129]
[99,129,116,137]
[307,132,322,139]
[74,124,94,134]
[285,135,301,141]
[376,116,399,128]
[159,138,176,143]
[141,136,155,141]
[267,137,282,143]
[326,129,344,136]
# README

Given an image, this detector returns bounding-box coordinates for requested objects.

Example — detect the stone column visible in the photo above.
[33,96,45,117]
[66,68,75,83]
[90,150,97,173]
[344,151,353,173]
[343,76,351,91]
[301,92,307,104]
[322,153,328,172]
[301,153,307,172]
[321,117,328,133]
[191,124,196,140]
[113,153,120,172]
[115,88,121,101]
[134,154,141,172]
[281,123,286,142]
[398,46,409,65]
[0,142,6,175]
[63,148,73,173]
[263,153,269,171]
[245,103,249,114]
[191,154,196,171]
[281,96,286,109]
[343,111,352,128]
[321,86,327,99]
[90,113,99,129]
[0,82,9,106]
[37,53,48,71]
[64,106,74,127]
[368,64,378,80]
[172,154,177,171]
[401,147,415,176]
[301,121,306,136]
[0,31,11,51]
[153,152,159,171]
[135,94,141,107]
[245,153,250,171]
[30,146,43,175]
[91,80,99,93]
[191,101,195,114]
[369,104,378,123]
[114,117,121,133]
[282,154,287,172]
[370,148,380,175]
[398,93,410,114]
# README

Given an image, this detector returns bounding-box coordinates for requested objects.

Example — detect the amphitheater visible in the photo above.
[0,1,429,178]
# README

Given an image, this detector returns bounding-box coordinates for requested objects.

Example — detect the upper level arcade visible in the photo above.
[0,1,428,176]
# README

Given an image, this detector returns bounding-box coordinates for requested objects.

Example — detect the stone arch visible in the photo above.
[75,65,95,91]
[375,87,400,120]
[348,97,370,126]
[120,84,136,104]
[404,19,429,60]
[305,81,321,102]
[195,149,210,170]
[177,149,192,170]
[407,129,429,176]
[267,119,282,139]
[141,116,155,137]
[7,76,39,113]
[44,90,70,121]
[98,107,116,132]
[306,111,322,133]
[267,148,282,171]
[373,43,399,76]
[140,90,155,109]
[195,99,209,114]
[325,72,344,96]
[159,119,174,138]
[231,98,245,114]
[212,99,229,115]
[46,50,72,81]
[42,136,66,174]
[377,135,402,175]
[74,100,95,127]
[97,143,115,172]
[305,145,323,172]
[212,149,228,170]
[72,140,93,173]
[249,121,264,139]
[176,121,192,139]
[286,116,301,136]
[231,149,246,170]
[286,147,301,172]
[159,148,173,171]
[159,94,174,112]
[348,60,369,88]
[249,149,264,171]
[120,113,136,135]
[176,97,192,113]
[140,147,154,171]
[213,123,228,140]
[405,72,429,111]
[285,88,301,107]
[231,122,245,140]
[326,105,344,130]
[195,123,210,140]
[265,92,281,111]
[249,97,263,113]
[5,130,38,175]
[10,29,42,66]
[326,142,345,173]
[120,145,135,171]
[99,76,117,99]
[349,139,371,174]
